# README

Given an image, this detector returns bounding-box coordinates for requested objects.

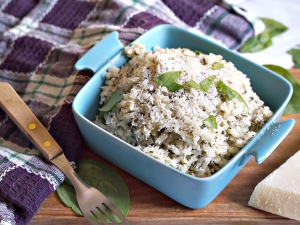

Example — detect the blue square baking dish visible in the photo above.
[72,25,295,209]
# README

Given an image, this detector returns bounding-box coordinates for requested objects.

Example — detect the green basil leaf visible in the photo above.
[287,45,300,68]
[200,75,216,92]
[98,91,123,119]
[57,159,130,223]
[166,82,185,92]
[56,182,82,215]
[186,80,200,89]
[203,115,218,129]
[194,50,204,55]
[239,18,288,53]
[154,71,184,92]
[264,64,300,114]
[216,80,248,111]
[216,80,239,100]
[260,18,288,38]
[239,30,272,53]
[187,75,216,92]
[211,62,224,70]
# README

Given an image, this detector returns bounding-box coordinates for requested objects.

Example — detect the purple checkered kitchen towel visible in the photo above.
[0,0,258,224]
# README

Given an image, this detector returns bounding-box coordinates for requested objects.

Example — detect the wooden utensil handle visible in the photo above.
[0,82,62,161]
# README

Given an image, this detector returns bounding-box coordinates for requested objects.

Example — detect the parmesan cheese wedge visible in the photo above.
[248,150,300,221]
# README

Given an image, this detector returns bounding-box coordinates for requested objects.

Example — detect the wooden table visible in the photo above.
[30,69,300,225]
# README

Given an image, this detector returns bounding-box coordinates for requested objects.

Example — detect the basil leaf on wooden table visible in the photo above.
[57,159,130,223]
[239,18,288,53]
[154,71,184,92]
[264,64,300,114]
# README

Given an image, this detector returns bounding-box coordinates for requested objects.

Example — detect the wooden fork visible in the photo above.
[0,82,131,225]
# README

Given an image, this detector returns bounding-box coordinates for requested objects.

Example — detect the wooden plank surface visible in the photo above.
[30,69,300,225]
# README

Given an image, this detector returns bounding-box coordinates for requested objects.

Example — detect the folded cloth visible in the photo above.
[0,0,256,224]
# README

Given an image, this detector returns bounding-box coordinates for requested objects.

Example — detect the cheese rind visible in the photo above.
[248,150,300,221]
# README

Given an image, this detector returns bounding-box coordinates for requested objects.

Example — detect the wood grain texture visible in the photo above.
[0,82,62,161]
[30,69,300,225]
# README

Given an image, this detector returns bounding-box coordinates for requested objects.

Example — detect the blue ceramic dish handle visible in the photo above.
[246,118,295,164]
[75,31,124,73]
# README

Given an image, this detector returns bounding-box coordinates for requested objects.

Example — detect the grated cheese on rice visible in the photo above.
[95,43,273,178]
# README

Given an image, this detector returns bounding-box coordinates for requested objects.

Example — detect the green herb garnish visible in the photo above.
[154,71,184,92]
[264,64,300,114]
[203,115,218,129]
[194,50,204,55]
[216,80,248,111]
[187,75,216,92]
[239,18,288,53]
[211,62,224,70]
[238,30,272,53]
[98,91,123,119]
[261,18,288,37]
[287,45,300,68]
[57,159,130,223]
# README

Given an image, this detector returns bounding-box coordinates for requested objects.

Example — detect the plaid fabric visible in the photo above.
[0,0,256,224]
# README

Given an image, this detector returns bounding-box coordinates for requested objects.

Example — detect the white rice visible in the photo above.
[95,43,273,177]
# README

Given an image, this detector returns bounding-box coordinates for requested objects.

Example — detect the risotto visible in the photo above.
[95,43,273,178]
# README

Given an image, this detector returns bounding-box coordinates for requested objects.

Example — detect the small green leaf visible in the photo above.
[200,75,216,92]
[216,80,239,100]
[154,71,184,92]
[186,80,200,90]
[238,18,288,53]
[203,115,218,129]
[239,30,272,53]
[260,18,288,38]
[216,80,248,111]
[56,183,82,215]
[264,64,300,114]
[287,45,300,68]
[98,91,123,119]
[187,75,216,92]
[57,159,130,223]
[194,50,204,55]
[211,62,224,70]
